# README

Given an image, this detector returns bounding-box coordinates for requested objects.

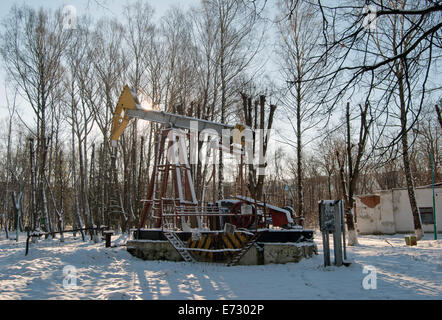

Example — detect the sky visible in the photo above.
[0,0,201,19]
[0,0,439,175]
[0,0,201,134]
[0,0,286,148]
[0,1,405,172]
[0,0,294,182]
[0,0,272,119]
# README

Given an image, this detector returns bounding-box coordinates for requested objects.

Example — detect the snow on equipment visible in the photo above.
[112,85,314,265]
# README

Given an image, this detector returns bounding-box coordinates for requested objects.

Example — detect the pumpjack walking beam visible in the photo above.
[111,86,241,143]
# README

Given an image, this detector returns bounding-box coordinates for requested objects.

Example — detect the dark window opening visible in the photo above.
[419,207,435,225]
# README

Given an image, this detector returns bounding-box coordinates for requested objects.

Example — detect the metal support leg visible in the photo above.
[322,231,331,267]
[333,206,343,266]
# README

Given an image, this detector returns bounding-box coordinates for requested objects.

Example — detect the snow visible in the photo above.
[0,232,441,300]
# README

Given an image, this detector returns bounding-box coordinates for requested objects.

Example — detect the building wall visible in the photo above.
[392,188,442,233]
[378,190,396,234]
[356,191,395,234]
[356,187,442,234]
[356,195,380,234]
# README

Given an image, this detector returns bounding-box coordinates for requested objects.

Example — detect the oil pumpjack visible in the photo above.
[111,86,314,265]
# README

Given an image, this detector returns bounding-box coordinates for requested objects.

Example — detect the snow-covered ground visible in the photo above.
[0,231,441,300]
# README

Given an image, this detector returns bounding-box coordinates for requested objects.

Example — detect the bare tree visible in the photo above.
[205,0,265,199]
[190,3,221,200]
[413,103,441,186]
[240,93,277,200]
[123,1,155,224]
[293,0,441,109]
[63,18,95,238]
[368,0,438,240]
[1,5,69,232]
[296,0,440,240]
[275,0,327,219]
[1,87,18,238]
[87,18,129,231]
[337,102,373,245]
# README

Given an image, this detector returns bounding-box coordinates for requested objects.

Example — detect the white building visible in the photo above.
[355,184,442,234]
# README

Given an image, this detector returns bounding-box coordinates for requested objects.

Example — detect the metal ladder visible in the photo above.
[163,231,196,263]
[226,232,262,267]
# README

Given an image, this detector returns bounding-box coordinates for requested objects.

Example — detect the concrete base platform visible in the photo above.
[127,240,317,265]
[126,229,317,265]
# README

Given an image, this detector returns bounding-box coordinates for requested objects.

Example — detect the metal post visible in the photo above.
[104,230,114,248]
[25,230,30,256]
[333,202,343,266]
[431,152,438,240]
[323,231,331,267]
[320,201,331,267]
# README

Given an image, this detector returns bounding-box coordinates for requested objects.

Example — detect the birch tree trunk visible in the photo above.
[399,71,423,240]
[345,103,358,246]
[71,114,85,241]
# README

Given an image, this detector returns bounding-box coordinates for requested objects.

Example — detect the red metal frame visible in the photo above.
[137,127,287,232]
[138,129,200,230]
